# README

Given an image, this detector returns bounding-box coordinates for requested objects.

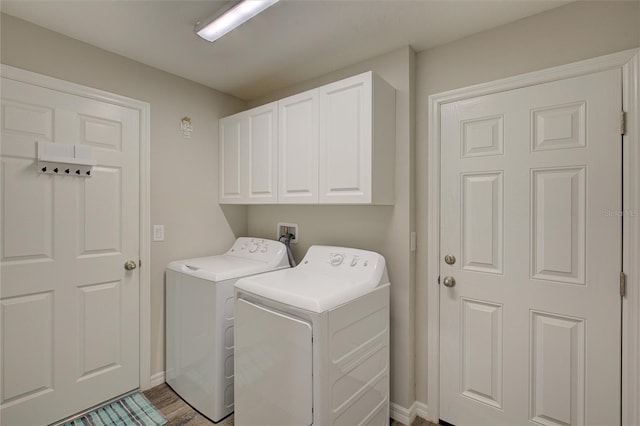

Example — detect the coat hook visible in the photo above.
[65,169,70,174]
[76,169,81,175]
[86,170,91,176]
[41,166,47,172]
[53,168,58,173]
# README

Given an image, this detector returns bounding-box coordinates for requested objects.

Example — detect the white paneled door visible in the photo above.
[440,69,622,425]
[1,77,140,425]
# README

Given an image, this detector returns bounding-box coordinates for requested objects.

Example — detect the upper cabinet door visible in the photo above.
[318,72,395,204]
[319,73,372,203]
[278,89,319,203]
[246,103,278,203]
[219,103,278,204]
[219,113,243,203]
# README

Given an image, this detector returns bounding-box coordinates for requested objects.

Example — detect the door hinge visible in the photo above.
[621,111,627,135]
[620,271,627,298]
[139,259,142,268]
[437,275,441,285]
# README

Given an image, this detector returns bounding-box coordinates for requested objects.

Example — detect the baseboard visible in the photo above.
[390,401,416,425]
[142,371,165,390]
[415,401,431,422]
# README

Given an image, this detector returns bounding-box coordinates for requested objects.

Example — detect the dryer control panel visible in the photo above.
[297,245,389,286]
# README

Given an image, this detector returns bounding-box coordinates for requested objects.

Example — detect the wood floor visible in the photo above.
[143,383,435,426]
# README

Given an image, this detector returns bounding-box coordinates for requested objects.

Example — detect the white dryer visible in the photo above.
[234,245,390,426]
[165,237,289,422]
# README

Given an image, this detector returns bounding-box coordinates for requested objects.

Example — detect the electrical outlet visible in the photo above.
[277,222,298,244]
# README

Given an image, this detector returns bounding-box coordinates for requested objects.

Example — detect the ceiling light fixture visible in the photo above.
[195,0,279,42]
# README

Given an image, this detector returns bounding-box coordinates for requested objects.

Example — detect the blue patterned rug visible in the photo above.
[62,392,167,426]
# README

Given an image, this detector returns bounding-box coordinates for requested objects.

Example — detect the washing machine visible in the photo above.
[165,237,289,422]
[234,245,390,426]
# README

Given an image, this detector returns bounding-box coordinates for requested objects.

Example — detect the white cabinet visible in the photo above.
[219,113,242,202]
[319,71,395,204]
[219,102,278,204]
[278,89,318,203]
[219,71,395,205]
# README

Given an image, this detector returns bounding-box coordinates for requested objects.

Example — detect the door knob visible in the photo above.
[124,260,137,271]
[444,254,456,265]
[442,276,456,288]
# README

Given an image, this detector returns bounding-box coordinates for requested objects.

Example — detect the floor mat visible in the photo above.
[62,392,167,426]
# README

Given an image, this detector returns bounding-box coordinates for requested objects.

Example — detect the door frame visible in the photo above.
[426,48,640,424]
[0,64,153,390]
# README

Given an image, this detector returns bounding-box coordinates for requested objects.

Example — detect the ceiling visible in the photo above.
[1,0,569,100]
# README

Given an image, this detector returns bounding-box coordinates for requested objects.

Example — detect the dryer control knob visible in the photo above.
[330,253,344,266]
[249,243,259,253]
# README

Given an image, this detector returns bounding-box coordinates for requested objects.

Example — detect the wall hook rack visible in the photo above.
[37,141,95,177]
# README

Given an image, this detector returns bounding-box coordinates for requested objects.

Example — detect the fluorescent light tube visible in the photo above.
[195,0,279,42]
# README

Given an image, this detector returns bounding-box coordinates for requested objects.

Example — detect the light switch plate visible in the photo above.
[153,225,165,242]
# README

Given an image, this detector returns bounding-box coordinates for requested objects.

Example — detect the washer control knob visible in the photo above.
[350,257,359,267]
[249,243,259,253]
[330,253,344,266]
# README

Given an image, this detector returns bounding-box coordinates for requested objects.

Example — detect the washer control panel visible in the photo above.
[227,237,285,263]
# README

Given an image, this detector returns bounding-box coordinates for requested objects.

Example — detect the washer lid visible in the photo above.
[235,245,389,313]
[167,256,275,282]
[166,237,289,282]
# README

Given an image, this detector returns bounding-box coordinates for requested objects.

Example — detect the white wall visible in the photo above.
[414,0,640,406]
[0,13,248,376]
[245,46,417,409]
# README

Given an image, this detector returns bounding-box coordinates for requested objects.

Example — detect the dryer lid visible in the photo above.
[235,245,389,313]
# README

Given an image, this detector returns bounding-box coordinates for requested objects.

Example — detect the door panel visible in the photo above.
[0,77,140,425]
[1,157,54,261]
[0,292,54,402]
[440,69,621,425]
[461,171,503,274]
[79,167,122,255]
[531,167,585,284]
[530,311,585,426]
[460,298,503,409]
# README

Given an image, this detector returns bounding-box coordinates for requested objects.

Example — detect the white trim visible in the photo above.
[0,64,153,392]
[622,51,640,426]
[145,371,166,390]
[415,401,430,422]
[390,401,416,425]
[426,48,640,424]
